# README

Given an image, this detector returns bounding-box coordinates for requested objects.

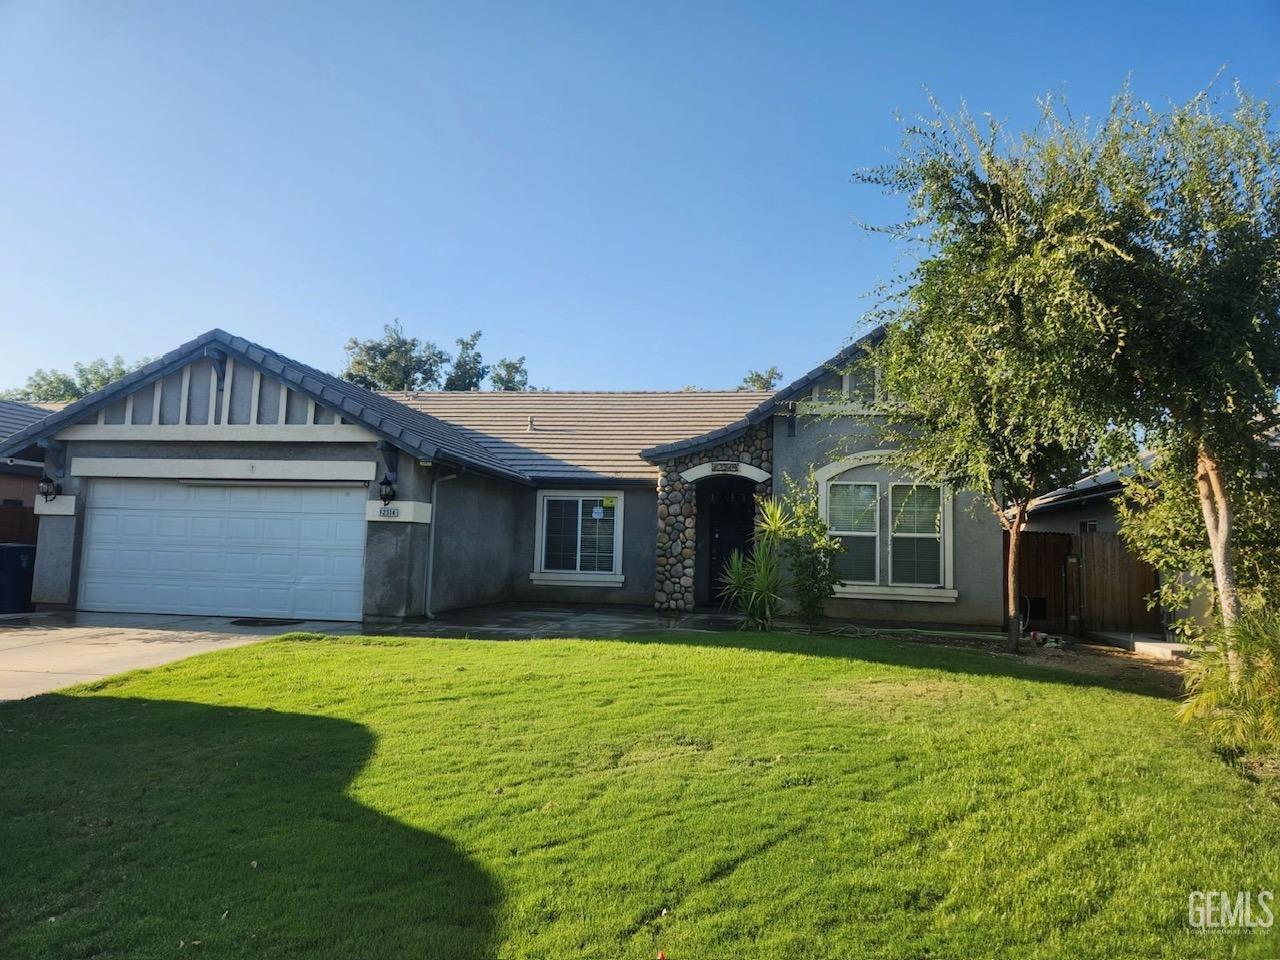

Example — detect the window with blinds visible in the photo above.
[540,495,619,574]
[889,484,942,585]
[827,481,878,584]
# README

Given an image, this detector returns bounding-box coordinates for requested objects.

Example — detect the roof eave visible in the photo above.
[0,329,532,484]
[640,324,886,463]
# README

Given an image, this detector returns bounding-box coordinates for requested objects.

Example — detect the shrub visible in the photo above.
[1179,611,1280,755]
[717,489,844,630]
[778,473,845,626]
[719,499,788,630]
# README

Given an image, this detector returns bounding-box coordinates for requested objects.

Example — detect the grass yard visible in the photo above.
[2,630,1277,959]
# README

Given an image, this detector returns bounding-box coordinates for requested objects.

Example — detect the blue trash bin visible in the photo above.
[0,543,37,614]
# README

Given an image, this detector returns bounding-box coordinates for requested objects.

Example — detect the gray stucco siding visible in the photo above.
[1024,500,1121,535]
[508,484,658,606]
[427,470,520,613]
[771,412,1003,627]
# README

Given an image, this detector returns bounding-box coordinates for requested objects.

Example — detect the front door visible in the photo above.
[698,476,758,605]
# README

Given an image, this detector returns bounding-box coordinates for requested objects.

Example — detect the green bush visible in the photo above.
[779,473,845,626]
[717,488,844,630]
[1179,611,1280,755]
[718,499,788,630]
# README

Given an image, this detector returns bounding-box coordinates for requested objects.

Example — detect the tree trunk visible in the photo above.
[1005,504,1027,653]
[1195,445,1242,679]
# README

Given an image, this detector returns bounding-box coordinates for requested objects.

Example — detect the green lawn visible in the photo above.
[2,631,1277,959]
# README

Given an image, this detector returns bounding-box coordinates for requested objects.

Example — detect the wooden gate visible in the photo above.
[1005,529,1162,636]
[0,504,38,544]
[1004,531,1074,634]
[1076,531,1163,633]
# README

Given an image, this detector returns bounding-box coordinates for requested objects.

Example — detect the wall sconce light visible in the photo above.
[378,474,397,505]
[38,475,62,502]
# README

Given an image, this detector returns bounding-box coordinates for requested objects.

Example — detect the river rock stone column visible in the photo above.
[653,421,773,611]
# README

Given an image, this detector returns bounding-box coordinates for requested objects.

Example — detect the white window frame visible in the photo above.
[824,480,880,585]
[888,483,945,588]
[530,489,626,586]
[814,452,957,602]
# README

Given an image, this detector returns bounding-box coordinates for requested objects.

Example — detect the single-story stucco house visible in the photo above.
[0,328,1003,626]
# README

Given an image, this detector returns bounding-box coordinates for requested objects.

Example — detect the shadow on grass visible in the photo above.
[0,694,498,959]
[613,628,1182,699]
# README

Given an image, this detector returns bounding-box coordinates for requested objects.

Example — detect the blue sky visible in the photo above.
[1,2,1277,392]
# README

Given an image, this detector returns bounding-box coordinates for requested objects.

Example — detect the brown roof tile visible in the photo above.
[382,391,772,481]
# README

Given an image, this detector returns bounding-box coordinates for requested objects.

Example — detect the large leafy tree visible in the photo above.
[854,102,1108,651]
[341,321,450,391]
[442,330,490,392]
[1,355,154,401]
[1089,87,1280,635]
[1116,441,1280,637]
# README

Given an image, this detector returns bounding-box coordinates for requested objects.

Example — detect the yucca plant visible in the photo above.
[1179,611,1280,755]
[718,497,789,630]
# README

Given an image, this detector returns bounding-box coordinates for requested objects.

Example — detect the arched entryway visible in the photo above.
[692,474,759,605]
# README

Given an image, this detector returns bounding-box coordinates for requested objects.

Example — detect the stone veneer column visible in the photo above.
[653,421,773,611]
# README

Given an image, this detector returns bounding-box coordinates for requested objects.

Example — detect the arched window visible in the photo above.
[815,451,957,602]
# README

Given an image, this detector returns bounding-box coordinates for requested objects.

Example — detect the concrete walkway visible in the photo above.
[1088,630,1192,661]
[0,612,358,700]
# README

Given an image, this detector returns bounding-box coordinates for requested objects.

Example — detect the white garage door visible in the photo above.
[79,478,366,621]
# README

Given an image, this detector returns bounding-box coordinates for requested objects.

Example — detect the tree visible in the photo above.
[854,101,1104,651]
[1116,443,1280,638]
[741,367,783,391]
[0,355,154,401]
[443,330,489,392]
[342,321,450,391]
[490,356,532,391]
[1085,86,1280,637]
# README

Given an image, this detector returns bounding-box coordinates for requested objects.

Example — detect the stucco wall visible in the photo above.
[507,484,658,606]
[771,410,1004,627]
[1024,500,1121,535]
[427,470,520,613]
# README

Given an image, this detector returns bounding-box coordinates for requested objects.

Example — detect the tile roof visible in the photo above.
[640,325,886,461]
[0,330,529,483]
[0,399,54,445]
[384,391,772,481]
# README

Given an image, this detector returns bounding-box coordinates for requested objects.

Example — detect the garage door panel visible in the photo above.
[79,479,367,621]
[156,515,189,538]
[329,554,364,579]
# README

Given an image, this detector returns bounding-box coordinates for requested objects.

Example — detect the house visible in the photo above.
[0,328,1003,625]
[0,399,60,544]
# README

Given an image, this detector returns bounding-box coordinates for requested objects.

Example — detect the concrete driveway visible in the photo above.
[0,612,357,700]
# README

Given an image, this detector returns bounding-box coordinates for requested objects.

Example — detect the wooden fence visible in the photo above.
[0,505,38,545]
[1076,531,1163,633]
[1006,529,1163,636]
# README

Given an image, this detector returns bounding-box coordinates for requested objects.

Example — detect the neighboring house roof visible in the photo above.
[0,399,54,443]
[1025,454,1156,516]
[385,391,771,482]
[0,399,55,471]
[0,330,529,483]
[639,324,886,462]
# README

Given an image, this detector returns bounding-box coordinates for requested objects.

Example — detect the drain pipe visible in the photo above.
[423,470,459,619]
